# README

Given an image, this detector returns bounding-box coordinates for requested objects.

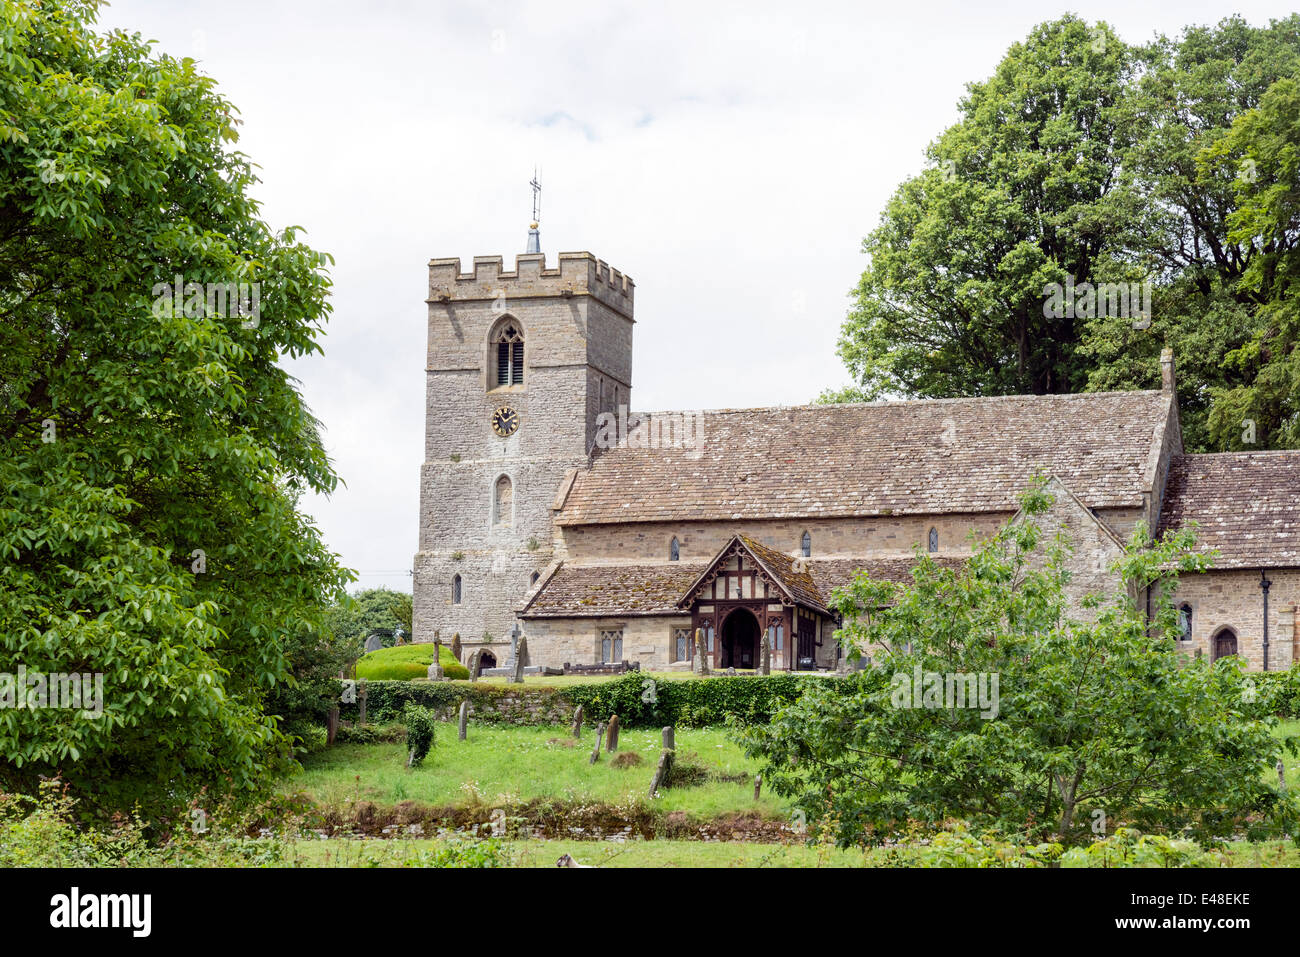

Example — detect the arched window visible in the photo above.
[669,537,680,561]
[491,319,524,387]
[800,531,811,558]
[493,475,512,527]
[1177,604,1193,642]
[530,571,540,587]
[928,527,939,553]
[452,574,462,604]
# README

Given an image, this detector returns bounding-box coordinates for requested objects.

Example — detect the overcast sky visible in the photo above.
[97,0,1297,594]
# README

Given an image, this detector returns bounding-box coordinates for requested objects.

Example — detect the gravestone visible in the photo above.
[363,634,384,654]
[450,633,462,662]
[759,633,771,675]
[648,748,674,799]
[469,649,483,683]
[754,775,762,800]
[662,726,675,751]
[427,661,444,681]
[589,722,606,764]
[606,714,620,753]
[458,700,469,741]
[693,628,710,676]
[510,635,528,684]
[357,679,368,726]
[571,705,584,739]
[1280,759,1287,793]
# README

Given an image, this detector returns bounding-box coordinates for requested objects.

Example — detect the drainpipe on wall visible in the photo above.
[1261,570,1272,672]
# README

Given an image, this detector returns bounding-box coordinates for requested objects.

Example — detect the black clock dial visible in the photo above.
[491,406,519,437]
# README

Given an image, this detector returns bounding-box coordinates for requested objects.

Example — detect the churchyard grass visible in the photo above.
[282,836,1300,868]
[284,722,782,818]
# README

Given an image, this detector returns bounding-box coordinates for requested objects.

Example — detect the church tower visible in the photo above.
[413,236,635,661]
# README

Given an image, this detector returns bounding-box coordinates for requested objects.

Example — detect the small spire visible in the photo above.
[526,168,541,253]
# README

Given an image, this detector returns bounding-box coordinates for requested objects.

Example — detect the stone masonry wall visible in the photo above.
[1168,568,1299,672]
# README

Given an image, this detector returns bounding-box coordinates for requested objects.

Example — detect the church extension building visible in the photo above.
[413,248,1300,674]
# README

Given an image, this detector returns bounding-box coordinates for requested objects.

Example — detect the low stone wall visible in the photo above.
[339,681,576,727]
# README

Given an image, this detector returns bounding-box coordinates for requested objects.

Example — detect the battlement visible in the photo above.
[427,251,634,318]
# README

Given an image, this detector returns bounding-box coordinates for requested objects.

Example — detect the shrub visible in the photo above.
[403,705,437,767]
[356,643,469,681]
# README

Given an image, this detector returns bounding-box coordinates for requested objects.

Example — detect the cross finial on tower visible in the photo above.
[526,168,541,254]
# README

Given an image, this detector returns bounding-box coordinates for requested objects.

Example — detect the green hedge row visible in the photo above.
[338,673,829,729]
[560,672,830,729]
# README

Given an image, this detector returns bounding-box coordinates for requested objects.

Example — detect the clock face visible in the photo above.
[491,405,519,438]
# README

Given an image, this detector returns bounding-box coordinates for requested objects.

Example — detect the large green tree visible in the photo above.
[0,0,351,819]
[832,14,1300,452]
[743,486,1297,847]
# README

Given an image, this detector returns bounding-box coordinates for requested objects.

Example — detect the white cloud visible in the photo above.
[96,0,1298,592]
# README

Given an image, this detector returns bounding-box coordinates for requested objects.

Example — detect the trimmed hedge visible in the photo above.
[561,672,829,728]
[338,673,830,728]
[355,643,469,681]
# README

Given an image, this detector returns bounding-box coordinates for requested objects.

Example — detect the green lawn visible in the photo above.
[283,836,1300,868]
[284,722,781,818]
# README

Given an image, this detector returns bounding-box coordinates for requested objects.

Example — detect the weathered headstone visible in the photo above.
[357,679,368,726]
[364,634,384,654]
[694,628,710,675]
[754,775,762,800]
[326,705,339,746]
[469,649,483,682]
[427,661,444,681]
[571,704,584,739]
[606,714,620,753]
[458,700,469,741]
[1279,759,1287,793]
[648,748,674,798]
[450,633,462,663]
[662,726,675,751]
[759,633,771,675]
[510,635,528,684]
[589,722,606,764]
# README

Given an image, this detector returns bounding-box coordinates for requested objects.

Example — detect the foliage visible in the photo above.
[873,820,1222,867]
[402,705,436,766]
[355,642,468,681]
[830,13,1300,453]
[324,588,412,650]
[0,0,351,821]
[562,671,823,728]
[744,483,1299,848]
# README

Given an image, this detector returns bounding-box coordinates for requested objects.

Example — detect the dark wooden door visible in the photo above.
[1213,630,1238,660]
[797,618,816,670]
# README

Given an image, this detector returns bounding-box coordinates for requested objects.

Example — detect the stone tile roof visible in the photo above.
[519,562,708,617]
[1158,452,1300,569]
[520,551,969,619]
[556,391,1172,525]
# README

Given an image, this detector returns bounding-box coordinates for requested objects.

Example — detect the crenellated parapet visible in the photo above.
[427,251,634,319]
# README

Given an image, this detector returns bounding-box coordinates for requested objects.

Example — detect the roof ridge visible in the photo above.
[623,389,1165,419]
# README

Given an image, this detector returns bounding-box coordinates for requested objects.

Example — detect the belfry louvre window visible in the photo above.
[493,322,524,387]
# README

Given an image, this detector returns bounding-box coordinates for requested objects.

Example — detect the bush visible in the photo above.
[1247,664,1300,719]
[356,643,469,681]
[562,672,824,728]
[403,705,437,766]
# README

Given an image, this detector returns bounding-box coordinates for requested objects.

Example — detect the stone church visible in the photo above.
[413,242,1300,674]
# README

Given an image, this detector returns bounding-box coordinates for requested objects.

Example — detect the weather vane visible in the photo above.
[529,167,541,226]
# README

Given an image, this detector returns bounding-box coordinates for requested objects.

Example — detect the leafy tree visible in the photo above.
[831,14,1300,452]
[743,484,1298,847]
[325,588,412,649]
[0,0,351,819]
